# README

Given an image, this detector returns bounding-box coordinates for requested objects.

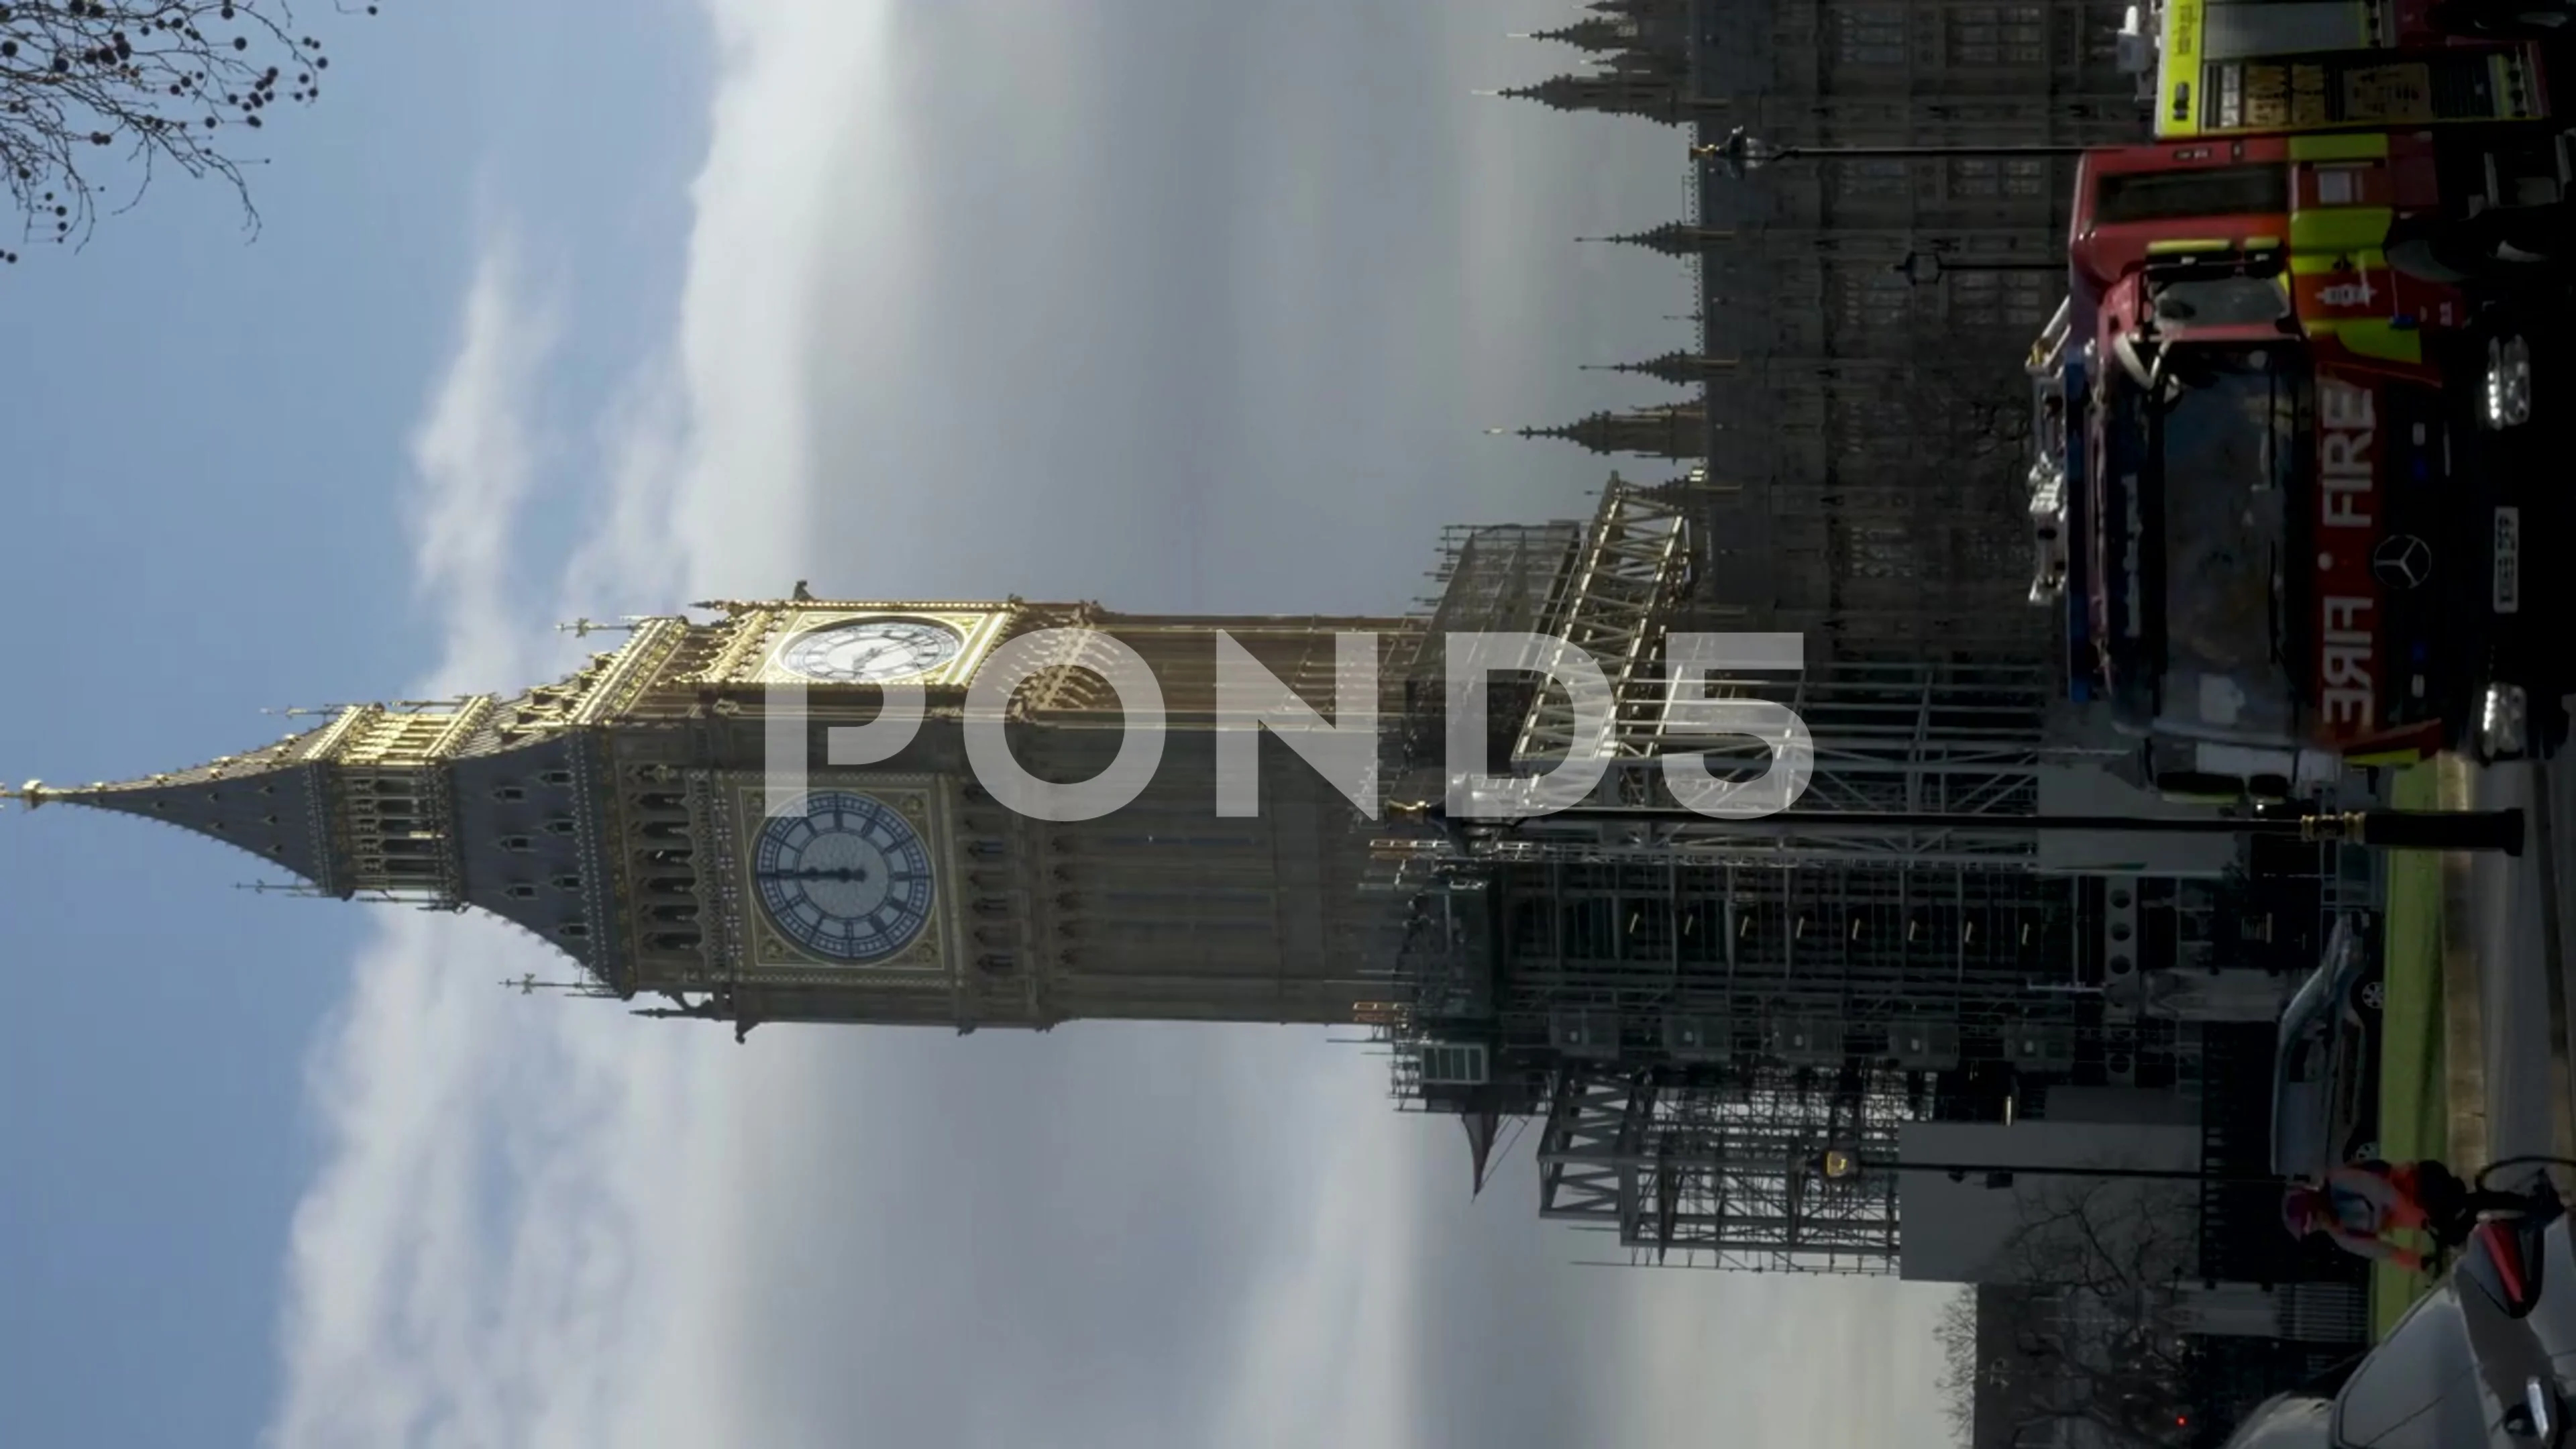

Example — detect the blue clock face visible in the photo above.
[752,792,937,963]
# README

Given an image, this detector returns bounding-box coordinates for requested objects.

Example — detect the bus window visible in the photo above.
[2094,164,2292,225]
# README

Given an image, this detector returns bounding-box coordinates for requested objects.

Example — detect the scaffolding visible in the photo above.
[1484,480,2057,868]
[1535,1063,1914,1273]
[1362,480,2114,1274]
[1482,857,2084,1042]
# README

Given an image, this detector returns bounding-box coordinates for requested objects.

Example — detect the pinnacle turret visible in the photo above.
[1582,352,1740,387]
[1581,223,1737,256]
[1511,402,1707,460]
[1495,72,1709,123]
[1517,17,1640,52]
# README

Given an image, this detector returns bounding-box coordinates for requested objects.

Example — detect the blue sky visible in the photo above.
[1,4,1956,1446]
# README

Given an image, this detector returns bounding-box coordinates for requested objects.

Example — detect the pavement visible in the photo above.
[2460,747,2576,1169]
[2371,745,2575,1334]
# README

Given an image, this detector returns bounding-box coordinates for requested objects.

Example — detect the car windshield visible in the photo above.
[2333,1289,2485,1449]
[2139,345,2306,741]
[2216,1394,2334,1449]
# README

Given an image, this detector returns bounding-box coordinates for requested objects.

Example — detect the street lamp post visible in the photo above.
[1810,1148,2287,1189]
[1889,249,2066,286]
[1692,125,2093,179]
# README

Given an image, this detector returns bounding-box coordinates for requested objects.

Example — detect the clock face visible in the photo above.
[780,618,965,684]
[751,791,937,963]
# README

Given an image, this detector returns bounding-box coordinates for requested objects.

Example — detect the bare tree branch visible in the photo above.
[0,0,384,261]
[1933,1288,1981,1448]
[1972,1181,2204,1449]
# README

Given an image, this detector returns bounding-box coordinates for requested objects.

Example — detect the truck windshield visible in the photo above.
[2139,345,2305,741]
[2094,164,2290,226]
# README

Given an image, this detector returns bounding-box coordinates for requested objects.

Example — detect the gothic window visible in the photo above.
[504,884,539,900]
[540,769,574,787]
[1831,158,1913,201]
[1845,523,1921,581]
[1833,6,1907,65]
[500,835,534,853]
[545,818,578,836]
[559,922,590,938]
[1833,268,1915,334]
[1947,5,2045,66]
[1100,889,1273,916]
[551,873,582,892]
[1948,270,2061,327]
[1839,397,1913,437]
[1834,396,1915,459]
[1947,159,2049,200]
[492,787,527,802]
[1116,918,1271,940]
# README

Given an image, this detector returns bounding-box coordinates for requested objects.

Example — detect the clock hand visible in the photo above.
[757,865,872,883]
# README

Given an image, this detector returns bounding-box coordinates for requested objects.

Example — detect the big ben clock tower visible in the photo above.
[11,593,1423,1038]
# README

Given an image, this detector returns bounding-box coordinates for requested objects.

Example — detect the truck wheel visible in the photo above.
[2540,695,2572,759]
[2389,210,2565,287]
[2388,231,2473,284]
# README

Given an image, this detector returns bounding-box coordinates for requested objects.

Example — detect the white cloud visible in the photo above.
[266,4,910,1436]
[402,232,561,696]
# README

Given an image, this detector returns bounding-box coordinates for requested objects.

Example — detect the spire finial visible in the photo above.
[3,780,46,808]
[504,972,606,998]
[558,616,648,638]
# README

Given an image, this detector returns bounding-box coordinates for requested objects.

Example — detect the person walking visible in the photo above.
[2281,1159,2537,1272]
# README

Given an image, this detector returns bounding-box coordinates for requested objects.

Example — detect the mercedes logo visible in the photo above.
[2373,534,2433,590]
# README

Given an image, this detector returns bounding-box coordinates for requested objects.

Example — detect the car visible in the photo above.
[2270,912,2385,1180]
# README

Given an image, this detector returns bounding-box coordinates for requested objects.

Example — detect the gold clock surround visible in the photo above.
[754,607,1012,688]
